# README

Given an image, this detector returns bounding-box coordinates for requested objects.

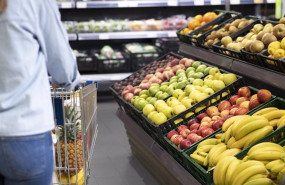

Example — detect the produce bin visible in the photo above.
[155,37,180,54]
[76,50,98,73]
[259,50,285,73]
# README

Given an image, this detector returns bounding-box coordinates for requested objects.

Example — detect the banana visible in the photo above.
[229,130,259,149]
[248,151,285,161]
[222,115,244,132]
[248,142,285,156]
[245,174,268,183]
[197,151,208,157]
[277,115,285,128]
[215,133,224,139]
[210,144,227,166]
[232,165,268,185]
[266,159,284,170]
[190,154,205,165]
[243,178,274,185]
[249,146,285,157]
[234,119,269,140]
[203,155,209,167]
[231,115,251,136]
[216,148,241,164]
[270,162,285,173]
[230,160,265,184]
[242,156,249,162]
[269,119,279,127]
[207,143,225,161]
[232,116,268,137]
[196,144,215,153]
[225,158,240,185]
[262,110,285,121]
[216,156,236,185]
[224,125,233,144]
[252,107,278,116]
[227,137,236,148]
[243,126,274,149]
[197,138,218,149]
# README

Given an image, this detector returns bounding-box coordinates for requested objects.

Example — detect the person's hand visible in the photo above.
[51,83,60,88]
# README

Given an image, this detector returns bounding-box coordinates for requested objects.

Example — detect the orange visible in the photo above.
[188,19,200,30]
[184,28,192,34]
[194,15,203,23]
[200,21,206,26]
[203,12,217,23]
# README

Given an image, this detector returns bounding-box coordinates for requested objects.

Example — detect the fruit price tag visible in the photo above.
[99,33,110,40]
[194,0,204,6]
[77,2,87,8]
[231,0,240,4]
[210,0,221,5]
[266,0,275,3]
[128,1,138,7]
[118,2,128,7]
[167,31,177,37]
[167,0,178,6]
[253,0,263,3]
[61,2,73,8]
[147,32,157,38]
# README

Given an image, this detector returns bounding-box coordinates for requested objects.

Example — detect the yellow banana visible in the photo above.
[266,159,284,170]
[215,133,224,139]
[269,119,279,127]
[197,151,208,157]
[222,115,244,132]
[262,110,285,121]
[231,115,251,136]
[243,178,274,185]
[210,144,227,167]
[248,151,285,161]
[229,130,261,149]
[232,165,268,185]
[234,119,269,140]
[203,155,209,167]
[227,137,236,148]
[216,156,236,185]
[270,162,285,173]
[216,148,241,164]
[245,174,268,183]
[232,116,268,137]
[207,143,225,161]
[225,158,240,185]
[196,144,215,153]
[277,115,285,128]
[249,147,285,157]
[197,138,218,149]
[224,125,233,144]
[252,107,278,116]
[242,156,249,162]
[248,142,285,156]
[243,126,274,149]
[190,154,205,166]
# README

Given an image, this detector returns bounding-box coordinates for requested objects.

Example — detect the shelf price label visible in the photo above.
[210,0,221,5]
[118,2,128,7]
[99,34,110,40]
[61,2,73,8]
[167,31,177,37]
[147,32,157,38]
[267,0,275,3]
[194,0,204,6]
[77,2,87,8]
[167,0,178,6]
[231,0,240,4]
[128,1,138,7]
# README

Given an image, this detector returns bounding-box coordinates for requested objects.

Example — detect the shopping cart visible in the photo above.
[51,81,98,185]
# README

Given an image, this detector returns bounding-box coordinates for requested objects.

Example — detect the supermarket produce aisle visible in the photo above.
[88,99,161,185]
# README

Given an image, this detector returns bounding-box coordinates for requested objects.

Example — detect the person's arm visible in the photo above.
[39,0,80,91]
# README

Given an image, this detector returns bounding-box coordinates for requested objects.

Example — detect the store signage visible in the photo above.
[211,0,222,5]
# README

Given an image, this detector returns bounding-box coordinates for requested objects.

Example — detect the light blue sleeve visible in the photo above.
[39,0,80,91]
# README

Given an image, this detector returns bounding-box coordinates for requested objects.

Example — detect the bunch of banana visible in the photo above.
[214,156,273,185]
[252,107,285,128]
[222,114,274,149]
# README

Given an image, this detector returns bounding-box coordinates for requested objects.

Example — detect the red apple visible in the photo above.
[179,58,187,65]
[190,129,198,134]
[179,139,192,149]
[240,101,250,109]
[202,128,214,137]
[192,135,203,143]
[206,106,219,117]
[218,100,231,112]
[197,113,208,121]
[249,98,260,110]
[185,59,194,67]
[220,110,230,118]
[212,115,221,121]
[197,126,208,136]
[190,123,200,131]
[180,129,191,139]
[125,85,133,90]
[187,119,199,126]
[145,74,154,80]
[236,97,248,105]
[235,107,249,115]
[179,64,186,70]
[250,94,258,101]
[200,121,212,128]
[170,134,179,143]
[133,88,142,96]
[230,108,239,115]
[221,115,234,122]
[139,83,151,90]
[187,133,198,142]
[238,87,251,97]
[167,130,179,140]
[141,79,149,84]
[174,135,184,146]
[257,89,272,103]
[177,125,188,134]
[212,120,221,131]
[201,116,212,123]
[124,93,134,102]
[231,104,239,109]
[155,68,164,73]
[121,89,129,97]
[229,95,240,105]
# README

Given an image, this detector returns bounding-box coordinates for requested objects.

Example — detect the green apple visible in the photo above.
[214,72,222,80]
[212,80,226,92]
[160,85,168,92]
[204,88,215,96]
[149,97,157,105]
[188,77,195,84]
[148,111,158,121]
[161,106,175,119]
[160,92,169,100]
[209,67,220,76]
[223,73,237,86]
[204,75,213,80]
[131,96,139,105]
[193,72,204,79]
[171,82,178,89]
[203,67,212,75]
[195,92,208,102]
[181,98,193,109]
[189,73,196,79]
[193,79,204,86]
[173,104,187,115]
[218,74,225,81]
[189,90,200,100]
[150,83,160,87]
[204,79,213,88]
[186,67,195,74]
[139,94,148,99]
[176,81,187,89]
[178,92,187,102]
[185,85,196,95]
[187,70,195,78]
[139,90,149,97]
[166,97,177,106]
[196,64,207,73]
[156,103,168,112]
[192,61,201,69]
[172,89,184,98]
[169,79,178,84]
[177,72,186,78]
[161,82,169,86]
[170,100,182,108]
[178,76,187,82]
[146,97,152,102]
[176,69,185,76]
[166,86,174,95]
[154,99,167,109]
[153,112,167,125]
[155,91,163,99]
[170,76,178,80]
[149,86,160,97]
[143,104,155,116]
[136,99,148,111]
[134,97,144,107]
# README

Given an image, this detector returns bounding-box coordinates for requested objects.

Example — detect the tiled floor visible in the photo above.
[87,99,161,185]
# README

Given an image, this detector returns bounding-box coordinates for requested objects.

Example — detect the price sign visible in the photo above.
[167,31,177,37]
[99,34,110,40]
[77,2,87,8]
[266,0,275,3]
[129,2,138,7]
[194,0,204,6]
[118,2,128,7]
[147,32,157,38]
[61,2,73,8]
[167,0,178,6]
[231,0,240,4]
[210,0,221,5]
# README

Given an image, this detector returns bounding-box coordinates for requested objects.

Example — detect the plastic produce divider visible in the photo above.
[259,49,285,73]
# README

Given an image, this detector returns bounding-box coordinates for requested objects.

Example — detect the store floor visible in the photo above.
[87,99,161,185]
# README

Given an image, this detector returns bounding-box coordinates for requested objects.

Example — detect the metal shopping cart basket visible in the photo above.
[51,81,98,185]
